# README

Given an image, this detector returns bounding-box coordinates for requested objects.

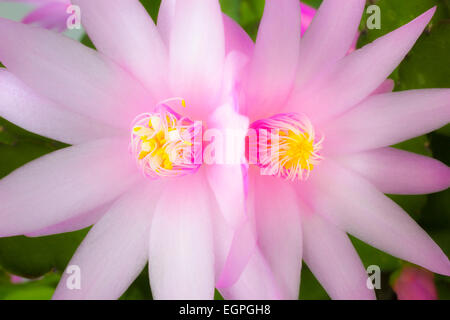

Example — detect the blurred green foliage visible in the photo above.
[0,0,449,300]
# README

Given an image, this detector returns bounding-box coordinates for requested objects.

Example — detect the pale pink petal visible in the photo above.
[216,216,257,289]
[205,102,249,227]
[371,79,395,95]
[0,18,153,128]
[287,8,435,124]
[300,207,376,300]
[157,0,176,47]
[26,201,113,237]
[300,3,315,36]
[295,0,365,87]
[213,204,282,300]
[72,0,169,101]
[323,89,450,155]
[148,173,215,299]
[223,14,254,56]
[0,139,141,236]
[22,2,69,32]
[53,182,161,300]
[169,0,225,117]
[307,160,450,276]
[0,69,125,144]
[252,173,302,299]
[336,148,450,195]
[244,0,300,120]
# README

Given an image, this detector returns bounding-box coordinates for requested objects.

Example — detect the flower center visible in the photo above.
[130,99,201,179]
[250,113,324,181]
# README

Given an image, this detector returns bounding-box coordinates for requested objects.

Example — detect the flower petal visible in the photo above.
[26,201,113,237]
[72,0,169,100]
[287,7,435,124]
[157,0,176,47]
[295,0,365,87]
[213,204,282,300]
[223,14,254,56]
[253,173,302,299]
[0,69,124,144]
[0,17,153,128]
[323,89,450,155]
[22,2,69,32]
[244,0,300,120]
[148,173,215,299]
[300,206,375,300]
[53,182,161,300]
[0,139,140,236]
[169,0,225,117]
[307,160,450,276]
[336,148,450,195]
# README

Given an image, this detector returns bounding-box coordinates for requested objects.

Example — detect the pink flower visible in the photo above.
[393,266,438,300]
[0,0,71,32]
[217,0,450,299]
[0,0,258,300]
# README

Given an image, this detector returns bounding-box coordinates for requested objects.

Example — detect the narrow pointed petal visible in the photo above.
[337,148,450,195]
[26,201,112,237]
[169,0,224,116]
[157,0,176,47]
[149,174,215,300]
[22,2,69,32]
[213,205,282,300]
[301,208,375,300]
[0,70,124,144]
[0,139,140,236]
[295,0,365,87]
[223,14,254,56]
[53,183,161,300]
[253,174,302,299]
[288,8,435,124]
[308,160,450,276]
[245,0,300,119]
[371,79,395,95]
[72,0,169,100]
[323,89,450,155]
[0,18,153,128]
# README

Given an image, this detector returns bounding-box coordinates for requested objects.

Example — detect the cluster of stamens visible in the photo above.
[250,113,324,181]
[130,100,201,179]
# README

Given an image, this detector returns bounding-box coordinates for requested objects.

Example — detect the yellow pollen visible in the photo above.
[280,131,315,172]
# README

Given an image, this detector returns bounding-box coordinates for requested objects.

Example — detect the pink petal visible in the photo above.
[22,2,69,32]
[168,0,225,118]
[336,148,450,195]
[53,183,161,300]
[0,17,153,128]
[295,0,365,87]
[26,201,112,237]
[213,204,282,300]
[307,160,450,276]
[288,8,435,124]
[0,139,140,236]
[157,0,176,47]
[300,3,315,36]
[0,69,124,144]
[371,79,395,95]
[205,102,249,227]
[300,206,375,300]
[323,89,450,155]
[72,0,169,101]
[223,14,254,56]
[252,173,302,299]
[148,173,215,299]
[244,0,300,120]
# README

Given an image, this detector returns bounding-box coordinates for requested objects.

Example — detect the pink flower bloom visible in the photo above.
[393,266,438,300]
[217,0,450,299]
[0,0,71,32]
[0,0,261,300]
